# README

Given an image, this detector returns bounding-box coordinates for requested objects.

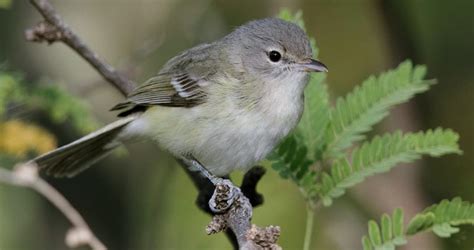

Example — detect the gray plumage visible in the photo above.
[33,18,327,177]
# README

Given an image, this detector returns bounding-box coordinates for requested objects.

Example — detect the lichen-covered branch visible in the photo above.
[0,163,106,250]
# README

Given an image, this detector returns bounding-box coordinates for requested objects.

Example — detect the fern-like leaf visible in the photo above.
[325,61,435,158]
[362,208,407,250]
[407,197,474,237]
[319,129,461,206]
[268,135,318,199]
[297,73,330,161]
[363,199,473,250]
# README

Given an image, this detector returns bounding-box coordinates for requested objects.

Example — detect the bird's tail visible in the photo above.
[33,116,136,178]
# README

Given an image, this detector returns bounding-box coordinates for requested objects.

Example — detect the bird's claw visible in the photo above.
[181,157,241,213]
[209,178,240,213]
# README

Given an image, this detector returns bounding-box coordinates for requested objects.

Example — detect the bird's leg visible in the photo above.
[182,157,220,185]
[181,157,240,213]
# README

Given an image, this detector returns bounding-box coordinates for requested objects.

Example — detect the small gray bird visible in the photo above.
[34,18,327,178]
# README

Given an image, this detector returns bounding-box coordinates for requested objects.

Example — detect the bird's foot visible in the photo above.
[181,157,241,213]
[208,178,240,213]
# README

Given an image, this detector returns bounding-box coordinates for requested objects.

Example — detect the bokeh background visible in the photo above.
[0,0,472,249]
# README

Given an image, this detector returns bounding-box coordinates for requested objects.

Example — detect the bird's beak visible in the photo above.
[300,59,328,72]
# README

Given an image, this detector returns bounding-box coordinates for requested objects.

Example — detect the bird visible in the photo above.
[33,18,328,179]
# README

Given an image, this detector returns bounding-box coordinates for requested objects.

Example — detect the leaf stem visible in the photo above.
[303,207,315,250]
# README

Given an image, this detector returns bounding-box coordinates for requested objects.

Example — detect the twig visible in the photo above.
[303,206,315,250]
[26,0,135,95]
[184,164,270,249]
[206,180,281,249]
[0,163,106,250]
[25,0,271,248]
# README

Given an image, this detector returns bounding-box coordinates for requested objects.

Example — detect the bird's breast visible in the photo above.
[192,98,302,175]
[192,73,307,174]
[130,73,307,176]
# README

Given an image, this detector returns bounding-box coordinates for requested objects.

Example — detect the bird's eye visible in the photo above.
[268,50,281,62]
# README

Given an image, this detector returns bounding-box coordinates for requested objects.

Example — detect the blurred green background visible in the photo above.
[0,0,472,249]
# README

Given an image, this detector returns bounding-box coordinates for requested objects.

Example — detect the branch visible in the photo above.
[0,163,106,250]
[25,0,272,248]
[205,179,281,249]
[26,0,134,95]
[184,164,277,249]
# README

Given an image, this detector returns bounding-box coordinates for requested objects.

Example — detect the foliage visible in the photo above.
[0,70,98,133]
[325,62,434,158]
[362,198,474,250]
[0,69,98,161]
[362,208,407,250]
[273,10,462,208]
[297,73,329,161]
[32,85,98,133]
[273,9,470,249]
[319,129,461,206]
[406,197,474,237]
[268,134,318,199]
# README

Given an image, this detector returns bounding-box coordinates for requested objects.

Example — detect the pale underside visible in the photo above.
[122,73,308,176]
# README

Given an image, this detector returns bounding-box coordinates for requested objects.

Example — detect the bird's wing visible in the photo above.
[113,72,207,107]
[111,44,216,116]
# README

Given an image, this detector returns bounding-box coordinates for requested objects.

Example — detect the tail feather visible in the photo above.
[34,116,136,178]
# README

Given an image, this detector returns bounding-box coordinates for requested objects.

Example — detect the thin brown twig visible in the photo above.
[27,0,135,95]
[0,163,106,250]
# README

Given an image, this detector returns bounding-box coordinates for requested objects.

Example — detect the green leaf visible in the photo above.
[432,223,460,238]
[381,214,392,242]
[391,237,407,247]
[392,208,404,239]
[363,200,473,250]
[406,212,436,235]
[297,73,330,161]
[319,129,461,206]
[269,135,318,199]
[362,236,373,250]
[407,197,474,237]
[325,61,435,158]
[368,220,382,247]
[362,209,407,250]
